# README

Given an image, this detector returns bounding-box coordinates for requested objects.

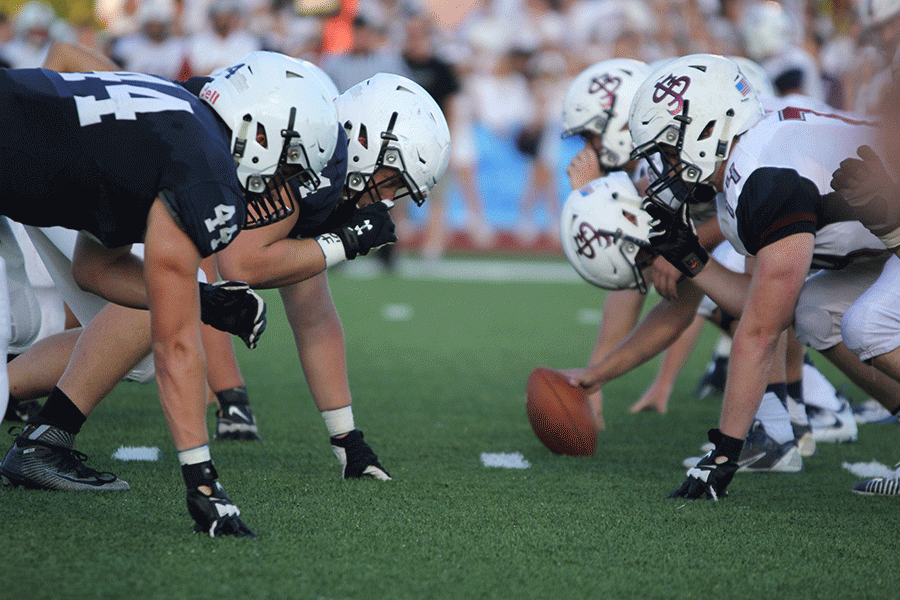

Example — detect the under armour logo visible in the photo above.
[652,74,691,115]
[574,222,612,259]
[588,74,622,109]
[353,220,373,236]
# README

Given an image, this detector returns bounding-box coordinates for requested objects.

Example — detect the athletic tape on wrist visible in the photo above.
[315,233,347,268]
[322,406,355,438]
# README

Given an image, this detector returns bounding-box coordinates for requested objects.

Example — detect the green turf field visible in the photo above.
[2,257,898,600]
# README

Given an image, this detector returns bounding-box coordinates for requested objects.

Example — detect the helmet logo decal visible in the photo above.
[588,74,621,109]
[652,74,691,116]
[574,222,612,259]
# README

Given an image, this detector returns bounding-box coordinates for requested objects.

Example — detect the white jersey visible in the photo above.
[717,106,886,268]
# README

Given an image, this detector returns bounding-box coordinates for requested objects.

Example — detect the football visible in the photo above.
[526,366,597,456]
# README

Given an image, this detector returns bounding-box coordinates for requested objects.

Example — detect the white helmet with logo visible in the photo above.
[728,55,776,98]
[337,73,450,206]
[561,58,651,170]
[629,54,764,211]
[560,172,653,292]
[200,51,339,227]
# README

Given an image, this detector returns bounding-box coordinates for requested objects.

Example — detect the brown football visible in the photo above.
[526,366,597,456]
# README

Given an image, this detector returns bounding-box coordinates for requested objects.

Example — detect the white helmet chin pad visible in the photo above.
[337,73,450,206]
[560,172,653,292]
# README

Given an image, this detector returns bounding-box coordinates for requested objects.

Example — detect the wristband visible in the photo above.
[315,233,347,268]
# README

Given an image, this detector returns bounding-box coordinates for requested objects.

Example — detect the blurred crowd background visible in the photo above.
[0,0,890,259]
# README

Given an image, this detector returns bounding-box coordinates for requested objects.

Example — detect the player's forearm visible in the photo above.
[281,285,352,411]
[718,322,782,440]
[691,258,750,320]
[218,238,327,288]
[591,290,701,384]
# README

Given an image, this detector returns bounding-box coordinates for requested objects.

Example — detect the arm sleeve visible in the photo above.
[735,167,820,255]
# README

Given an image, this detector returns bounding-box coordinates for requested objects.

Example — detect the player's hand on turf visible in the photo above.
[668,429,739,501]
[199,281,267,349]
[642,199,708,278]
[186,481,257,538]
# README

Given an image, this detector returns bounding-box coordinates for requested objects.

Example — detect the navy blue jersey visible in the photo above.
[0,68,245,257]
[287,125,348,239]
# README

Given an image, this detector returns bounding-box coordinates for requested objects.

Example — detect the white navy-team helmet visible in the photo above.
[336,73,450,206]
[629,54,764,211]
[560,172,653,292]
[561,58,652,170]
[200,51,339,228]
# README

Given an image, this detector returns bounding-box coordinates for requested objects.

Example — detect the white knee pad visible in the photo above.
[841,256,900,362]
[794,290,843,351]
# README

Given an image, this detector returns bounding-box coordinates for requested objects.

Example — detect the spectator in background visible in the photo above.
[405,11,492,259]
[184,0,261,76]
[0,1,55,68]
[320,0,410,93]
[110,0,189,80]
[738,0,826,102]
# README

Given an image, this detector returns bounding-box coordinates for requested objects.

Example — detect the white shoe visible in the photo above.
[808,397,858,443]
[683,421,803,473]
[852,398,897,424]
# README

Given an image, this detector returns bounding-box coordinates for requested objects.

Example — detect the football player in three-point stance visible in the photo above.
[3,51,449,491]
[560,58,726,425]
[570,53,900,500]
[0,50,341,536]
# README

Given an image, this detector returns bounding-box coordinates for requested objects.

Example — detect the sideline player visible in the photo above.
[0,50,340,536]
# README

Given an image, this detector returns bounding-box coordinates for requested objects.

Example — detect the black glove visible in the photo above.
[668,429,741,501]
[315,200,397,266]
[199,281,267,350]
[186,481,257,538]
[642,199,709,278]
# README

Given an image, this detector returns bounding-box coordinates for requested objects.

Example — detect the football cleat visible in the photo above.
[215,403,261,441]
[331,429,391,480]
[852,472,900,496]
[851,398,898,424]
[3,397,42,423]
[0,424,129,491]
[807,395,858,443]
[683,421,802,473]
[791,422,817,457]
[694,356,727,399]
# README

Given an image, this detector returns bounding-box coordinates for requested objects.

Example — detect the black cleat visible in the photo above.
[0,424,129,491]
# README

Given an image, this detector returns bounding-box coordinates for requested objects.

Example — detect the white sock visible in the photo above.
[754,384,794,444]
[714,334,732,358]
[322,406,355,438]
[802,362,841,411]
